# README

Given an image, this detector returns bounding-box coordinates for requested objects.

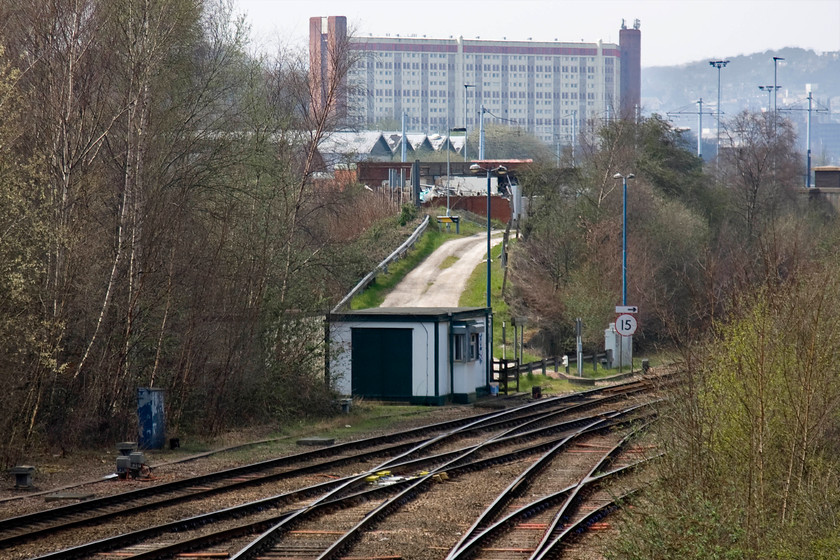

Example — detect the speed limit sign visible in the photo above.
[616,313,637,336]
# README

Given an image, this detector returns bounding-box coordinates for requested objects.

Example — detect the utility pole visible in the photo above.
[779,86,827,188]
[667,99,713,159]
[463,84,475,161]
[479,105,486,160]
[807,89,812,188]
[709,60,730,159]
[772,56,785,142]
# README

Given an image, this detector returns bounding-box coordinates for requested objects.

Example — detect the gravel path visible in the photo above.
[381,231,503,307]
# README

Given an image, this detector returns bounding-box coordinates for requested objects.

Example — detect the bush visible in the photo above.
[398,203,417,226]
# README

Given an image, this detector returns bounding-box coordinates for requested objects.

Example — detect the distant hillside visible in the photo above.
[642,48,840,162]
[643,48,840,114]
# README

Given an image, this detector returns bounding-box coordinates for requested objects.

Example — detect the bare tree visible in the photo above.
[719,110,801,239]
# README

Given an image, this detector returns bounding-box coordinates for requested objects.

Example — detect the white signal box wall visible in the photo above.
[605,322,633,368]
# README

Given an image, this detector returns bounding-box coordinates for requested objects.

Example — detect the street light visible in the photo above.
[464,84,475,161]
[773,56,784,137]
[471,162,508,386]
[758,85,780,111]
[773,56,784,116]
[613,172,635,306]
[478,104,487,160]
[709,60,729,158]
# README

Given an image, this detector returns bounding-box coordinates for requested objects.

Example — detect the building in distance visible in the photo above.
[310,16,641,147]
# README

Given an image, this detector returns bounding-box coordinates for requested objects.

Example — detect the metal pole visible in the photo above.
[622,175,627,306]
[400,112,407,192]
[479,105,486,160]
[709,60,729,159]
[401,111,407,163]
[464,84,474,161]
[773,57,784,118]
[759,86,773,111]
[486,168,491,309]
[715,66,720,157]
[773,56,784,141]
[716,66,721,155]
[615,172,634,306]
[697,98,703,159]
[486,168,492,390]
[807,90,812,188]
[446,114,450,215]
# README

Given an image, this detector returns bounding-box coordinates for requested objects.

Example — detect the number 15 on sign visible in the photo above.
[616,314,637,336]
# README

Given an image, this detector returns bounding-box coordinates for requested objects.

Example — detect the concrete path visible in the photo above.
[381,232,503,308]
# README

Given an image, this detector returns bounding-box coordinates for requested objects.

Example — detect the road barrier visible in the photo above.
[331,215,430,313]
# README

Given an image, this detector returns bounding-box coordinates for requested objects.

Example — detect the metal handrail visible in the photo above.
[331,215,430,313]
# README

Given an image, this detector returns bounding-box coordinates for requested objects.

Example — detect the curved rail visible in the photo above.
[20,380,664,559]
[447,419,658,560]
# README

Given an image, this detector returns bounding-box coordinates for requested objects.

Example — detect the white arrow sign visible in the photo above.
[615,305,639,314]
[616,314,638,336]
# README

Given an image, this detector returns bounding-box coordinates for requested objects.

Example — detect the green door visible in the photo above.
[351,328,413,399]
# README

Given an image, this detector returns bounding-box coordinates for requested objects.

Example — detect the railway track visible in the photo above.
[445,417,658,560]
[3,376,666,560]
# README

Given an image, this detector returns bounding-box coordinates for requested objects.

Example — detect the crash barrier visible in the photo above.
[331,215,430,313]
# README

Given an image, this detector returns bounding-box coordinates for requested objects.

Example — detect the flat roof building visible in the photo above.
[310,16,641,147]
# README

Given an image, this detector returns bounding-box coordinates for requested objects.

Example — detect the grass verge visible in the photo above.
[350,212,480,309]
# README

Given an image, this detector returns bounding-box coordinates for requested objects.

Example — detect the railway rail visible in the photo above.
[2,375,667,560]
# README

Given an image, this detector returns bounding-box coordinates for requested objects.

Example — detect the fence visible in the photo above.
[331,215,430,313]
[492,351,627,394]
[515,352,611,376]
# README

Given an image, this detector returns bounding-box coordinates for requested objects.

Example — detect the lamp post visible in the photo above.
[758,85,780,112]
[806,87,813,188]
[773,56,784,137]
[464,84,475,161]
[478,104,486,160]
[471,162,508,387]
[773,56,784,116]
[709,60,729,158]
[613,172,635,306]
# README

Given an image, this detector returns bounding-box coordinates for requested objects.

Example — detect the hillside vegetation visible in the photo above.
[0,0,407,463]
[508,106,840,558]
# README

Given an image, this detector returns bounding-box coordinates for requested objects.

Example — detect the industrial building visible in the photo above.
[310,16,641,147]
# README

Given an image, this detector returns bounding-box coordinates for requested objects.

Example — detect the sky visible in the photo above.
[234,0,840,68]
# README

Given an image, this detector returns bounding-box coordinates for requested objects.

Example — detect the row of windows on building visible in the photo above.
[367,102,598,112]
[367,61,608,73]
[370,74,604,87]
[369,90,602,100]
[361,113,581,128]
[367,52,603,62]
